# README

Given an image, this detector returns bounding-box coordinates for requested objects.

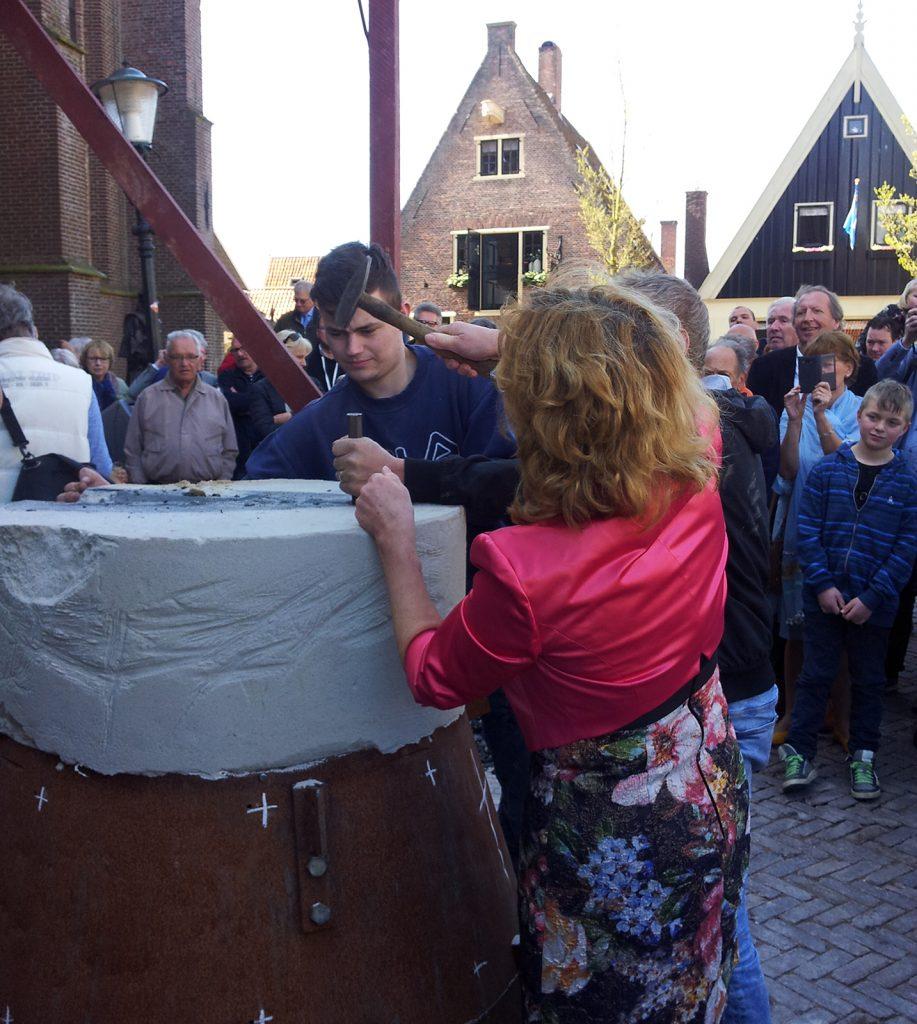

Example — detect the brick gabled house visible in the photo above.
[400,21,661,320]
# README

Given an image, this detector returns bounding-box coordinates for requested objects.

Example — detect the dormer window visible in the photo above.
[476,134,524,178]
[793,202,835,252]
[480,140,498,176]
[501,138,520,175]
[872,200,907,249]
[843,115,868,139]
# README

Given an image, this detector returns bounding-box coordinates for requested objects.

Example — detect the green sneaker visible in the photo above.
[779,743,817,793]
[848,750,880,801]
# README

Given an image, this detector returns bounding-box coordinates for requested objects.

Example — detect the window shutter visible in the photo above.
[466,232,482,311]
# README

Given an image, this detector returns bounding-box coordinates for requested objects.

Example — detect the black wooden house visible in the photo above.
[699,18,913,331]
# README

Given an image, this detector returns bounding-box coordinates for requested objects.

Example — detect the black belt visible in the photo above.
[621,654,718,732]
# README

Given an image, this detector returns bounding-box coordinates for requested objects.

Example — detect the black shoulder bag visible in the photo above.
[0,393,94,501]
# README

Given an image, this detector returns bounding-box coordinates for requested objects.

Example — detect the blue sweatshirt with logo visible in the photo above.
[245,344,514,481]
[797,443,917,627]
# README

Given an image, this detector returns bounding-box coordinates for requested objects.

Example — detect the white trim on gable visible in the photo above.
[699,44,913,300]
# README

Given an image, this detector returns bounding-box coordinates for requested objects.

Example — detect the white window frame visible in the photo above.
[474,133,525,180]
[871,199,907,250]
[843,114,869,139]
[793,202,835,253]
[452,226,548,313]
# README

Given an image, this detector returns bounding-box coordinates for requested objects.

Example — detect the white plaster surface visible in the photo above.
[0,481,467,776]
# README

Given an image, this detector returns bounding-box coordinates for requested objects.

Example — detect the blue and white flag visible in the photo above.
[842,178,860,250]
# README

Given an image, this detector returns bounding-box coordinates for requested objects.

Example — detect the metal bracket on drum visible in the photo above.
[292,779,333,934]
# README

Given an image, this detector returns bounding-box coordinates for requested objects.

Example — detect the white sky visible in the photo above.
[199,0,916,290]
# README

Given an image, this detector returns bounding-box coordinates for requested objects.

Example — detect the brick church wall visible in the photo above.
[0,0,226,368]
[122,0,224,361]
[0,0,101,342]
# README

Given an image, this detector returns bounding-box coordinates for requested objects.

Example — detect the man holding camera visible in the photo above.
[748,286,877,417]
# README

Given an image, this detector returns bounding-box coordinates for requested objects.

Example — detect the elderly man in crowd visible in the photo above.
[705,335,754,394]
[124,331,236,484]
[0,283,112,500]
[763,297,799,354]
[748,285,877,418]
[724,323,761,366]
[274,279,315,336]
[128,329,216,399]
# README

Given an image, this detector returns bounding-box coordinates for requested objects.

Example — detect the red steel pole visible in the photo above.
[0,0,321,410]
[368,0,400,272]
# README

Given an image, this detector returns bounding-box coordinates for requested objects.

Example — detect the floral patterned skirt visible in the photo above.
[517,670,749,1024]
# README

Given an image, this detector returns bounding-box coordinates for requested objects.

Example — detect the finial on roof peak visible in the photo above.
[854,0,865,47]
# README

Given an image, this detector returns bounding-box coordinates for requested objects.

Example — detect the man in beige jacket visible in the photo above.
[124,332,237,484]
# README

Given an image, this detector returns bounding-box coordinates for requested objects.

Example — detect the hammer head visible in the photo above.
[333,255,372,329]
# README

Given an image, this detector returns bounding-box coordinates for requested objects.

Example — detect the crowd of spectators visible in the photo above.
[2,254,917,1024]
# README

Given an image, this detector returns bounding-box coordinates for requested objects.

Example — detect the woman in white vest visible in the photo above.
[0,284,95,502]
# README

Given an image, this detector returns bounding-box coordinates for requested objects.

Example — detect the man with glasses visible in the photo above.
[274,280,315,336]
[413,302,443,329]
[123,332,236,484]
[219,336,265,477]
[127,329,216,399]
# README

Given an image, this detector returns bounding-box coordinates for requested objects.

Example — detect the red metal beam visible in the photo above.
[0,0,321,410]
[368,0,400,272]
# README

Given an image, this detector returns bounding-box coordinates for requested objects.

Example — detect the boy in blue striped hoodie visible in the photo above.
[781,380,917,799]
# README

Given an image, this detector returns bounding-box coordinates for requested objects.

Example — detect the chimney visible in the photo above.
[538,41,562,111]
[660,221,677,275]
[487,21,516,53]
[684,191,710,288]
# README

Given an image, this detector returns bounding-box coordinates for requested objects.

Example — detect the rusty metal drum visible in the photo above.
[0,482,520,1023]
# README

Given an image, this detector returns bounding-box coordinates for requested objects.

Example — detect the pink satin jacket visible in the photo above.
[404,483,728,751]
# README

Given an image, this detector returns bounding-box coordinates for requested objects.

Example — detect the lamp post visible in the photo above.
[91,63,168,373]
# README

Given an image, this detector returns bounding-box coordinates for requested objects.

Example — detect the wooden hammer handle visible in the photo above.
[356,292,497,376]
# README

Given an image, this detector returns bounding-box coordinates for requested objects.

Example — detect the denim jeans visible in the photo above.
[788,610,890,761]
[722,684,778,1024]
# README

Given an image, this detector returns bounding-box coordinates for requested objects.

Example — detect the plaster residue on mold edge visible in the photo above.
[0,490,468,776]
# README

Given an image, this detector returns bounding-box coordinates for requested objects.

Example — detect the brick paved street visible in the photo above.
[751,661,917,1024]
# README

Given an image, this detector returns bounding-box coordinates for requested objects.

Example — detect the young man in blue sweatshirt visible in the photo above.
[781,380,917,799]
[245,242,513,481]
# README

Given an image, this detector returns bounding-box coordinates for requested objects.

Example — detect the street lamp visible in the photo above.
[91,63,169,376]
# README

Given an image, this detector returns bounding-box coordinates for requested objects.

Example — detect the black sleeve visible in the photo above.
[404,455,521,527]
[249,381,278,443]
[304,347,333,393]
[218,370,254,415]
[851,356,878,397]
[746,358,778,416]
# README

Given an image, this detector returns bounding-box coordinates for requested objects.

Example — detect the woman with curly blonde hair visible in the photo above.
[356,283,748,1023]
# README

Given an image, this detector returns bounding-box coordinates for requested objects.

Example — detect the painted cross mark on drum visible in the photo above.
[424,760,439,786]
[246,793,277,829]
[468,750,509,879]
[250,1010,273,1024]
[473,960,488,977]
[34,786,48,812]
[2,1005,13,1024]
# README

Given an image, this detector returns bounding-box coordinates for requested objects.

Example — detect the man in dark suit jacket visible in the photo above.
[274,279,341,393]
[274,279,314,336]
[747,286,877,418]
